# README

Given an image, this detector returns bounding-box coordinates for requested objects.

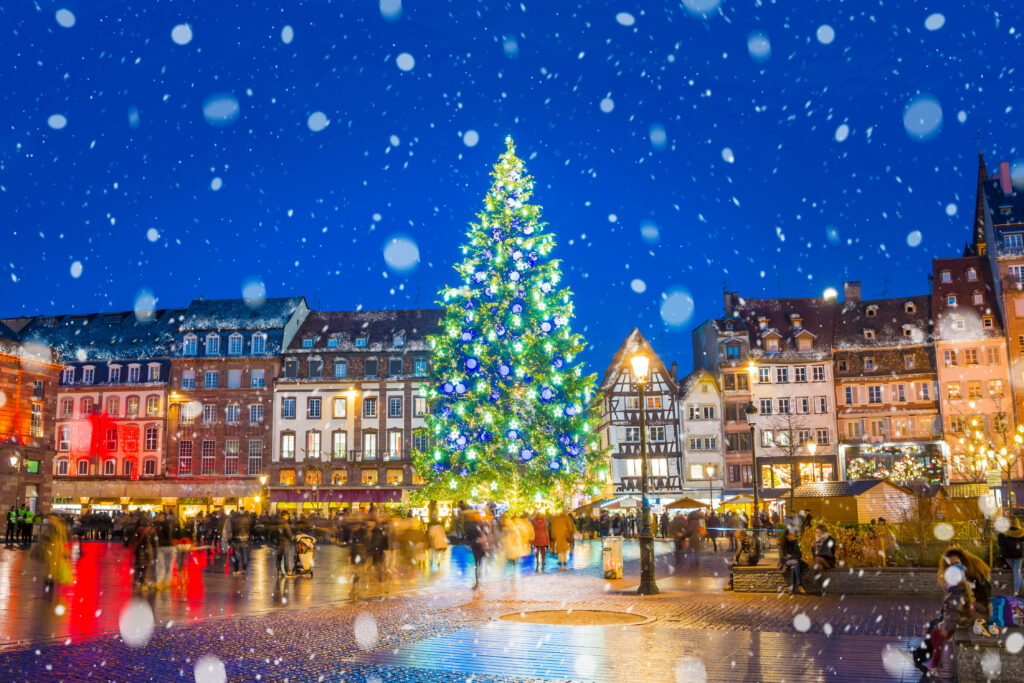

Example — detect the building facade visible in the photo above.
[269,309,442,515]
[168,297,308,517]
[0,321,60,514]
[678,370,725,506]
[597,329,684,501]
[833,283,945,483]
[932,256,1015,482]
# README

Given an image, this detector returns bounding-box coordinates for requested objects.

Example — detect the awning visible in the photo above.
[269,488,402,504]
[666,497,710,509]
[52,479,261,499]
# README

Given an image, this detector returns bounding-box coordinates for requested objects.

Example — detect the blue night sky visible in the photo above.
[1,1,1021,374]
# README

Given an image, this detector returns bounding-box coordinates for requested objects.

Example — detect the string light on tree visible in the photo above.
[412,136,605,511]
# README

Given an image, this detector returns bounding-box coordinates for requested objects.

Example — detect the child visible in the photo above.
[928,560,974,672]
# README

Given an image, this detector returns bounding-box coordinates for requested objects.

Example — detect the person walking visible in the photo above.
[154,512,176,588]
[130,517,158,589]
[549,510,575,569]
[998,517,1024,597]
[464,509,491,589]
[32,514,71,594]
[229,510,252,574]
[778,529,807,595]
[531,513,550,572]
[598,509,610,538]
[659,510,670,539]
[706,510,722,553]
[272,512,295,577]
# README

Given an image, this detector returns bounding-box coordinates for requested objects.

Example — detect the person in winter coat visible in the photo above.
[32,515,70,594]
[778,529,807,595]
[927,560,975,672]
[464,509,491,589]
[997,517,1024,596]
[598,510,611,538]
[706,511,722,552]
[271,513,295,577]
[659,511,670,539]
[810,525,836,590]
[724,530,762,591]
[549,511,575,568]
[939,546,991,614]
[427,516,448,568]
[229,510,252,574]
[531,513,550,572]
[131,519,158,589]
[154,512,176,588]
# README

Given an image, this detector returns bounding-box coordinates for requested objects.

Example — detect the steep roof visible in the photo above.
[287,308,443,352]
[600,328,677,391]
[729,294,836,361]
[15,309,184,362]
[834,293,932,348]
[932,255,1004,340]
[983,174,1024,228]
[678,368,719,398]
[179,297,305,332]
[792,480,913,498]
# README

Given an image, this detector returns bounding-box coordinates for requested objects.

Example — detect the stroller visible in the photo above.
[294,534,316,578]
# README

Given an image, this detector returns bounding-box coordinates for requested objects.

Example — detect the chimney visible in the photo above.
[843,281,861,303]
[723,290,733,314]
[670,361,678,380]
[1000,161,1013,195]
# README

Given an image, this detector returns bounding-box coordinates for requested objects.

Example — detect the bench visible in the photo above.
[955,626,1023,682]
[732,565,1011,597]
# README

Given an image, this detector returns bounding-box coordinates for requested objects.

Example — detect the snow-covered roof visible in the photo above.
[730,294,836,360]
[287,308,443,352]
[678,369,719,398]
[931,255,1004,340]
[834,293,931,348]
[983,176,1024,228]
[600,327,678,391]
[178,297,305,332]
[15,309,184,362]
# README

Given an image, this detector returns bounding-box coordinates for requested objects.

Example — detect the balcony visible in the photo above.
[615,475,681,493]
[291,449,414,463]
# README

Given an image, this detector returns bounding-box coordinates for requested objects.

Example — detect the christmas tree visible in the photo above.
[413,137,604,511]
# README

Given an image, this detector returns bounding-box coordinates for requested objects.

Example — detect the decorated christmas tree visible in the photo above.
[413,137,604,511]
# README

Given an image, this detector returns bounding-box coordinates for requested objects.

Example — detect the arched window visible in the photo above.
[143,459,156,476]
[80,397,94,417]
[251,333,267,355]
[103,459,116,475]
[228,333,243,355]
[124,461,134,477]
[56,459,70,476]
[77,459,89,475]
[205,333,221,355]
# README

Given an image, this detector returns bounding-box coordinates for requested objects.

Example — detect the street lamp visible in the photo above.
[629,353,658,596]
[706,464,715,510]
[793,441,817,517]
[744,402,760,529]
[9,455,21,509]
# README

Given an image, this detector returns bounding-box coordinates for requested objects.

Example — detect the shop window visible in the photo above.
[361,469,378,485]
[386,469,403,485]
[279,469,296,485]
[331,469,347,485]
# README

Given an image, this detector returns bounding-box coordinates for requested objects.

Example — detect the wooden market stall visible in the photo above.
[666,497,711,510]
[791,480,919,525]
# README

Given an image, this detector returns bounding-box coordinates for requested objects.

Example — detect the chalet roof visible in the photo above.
[834,293,931,348]
[678,369,719,398]
[286,308,443,352]
[179,297,305,332]
[729,295,836,361]
[791,480,913,498]
[14,309,184,362]
[931,255,1004,340]
[600,328,677,391]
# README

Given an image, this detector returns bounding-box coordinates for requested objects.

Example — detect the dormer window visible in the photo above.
[327,337,339,348]
[183,334,197,356]
[972,291,984,305]
[790,314,804,328]
[983,316,994,329]
[1004,234,1023,248]
[725,321,734,331]
[251,333,267,355]
[797,337,812,352]
[940,271,952,283]
[758,317,770,330]
[966,268,978,282]
[205,333,220,355]
[904,302,917,314]
[863,329,875,339]
[393,334,406,348]
[302,338,314,349]
[355,336,369,348]
[765,338,780,353]
[864,357,876,372]
[947,295,957,306]
[865,306,878,317]
[228,333,243,355]
[902,326,914,338]
[953,317,966,330]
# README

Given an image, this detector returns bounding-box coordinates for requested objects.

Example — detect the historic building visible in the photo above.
[168,297,309,517]
[11,309,181,515]
[597,329,684,501]
[933,255,1016,482]
[678,369,725,507]
[269,308,442,515]
[833,283,945,483]
[0,321,60,514]
[691,311,754,497]
[729,293,839,497]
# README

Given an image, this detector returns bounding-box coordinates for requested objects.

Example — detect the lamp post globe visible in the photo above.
[630,352,658,596]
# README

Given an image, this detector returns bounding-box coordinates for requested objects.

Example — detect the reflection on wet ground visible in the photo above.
[0,538,673,648]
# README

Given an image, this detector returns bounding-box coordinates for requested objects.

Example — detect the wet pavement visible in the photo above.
[0,539,934,681]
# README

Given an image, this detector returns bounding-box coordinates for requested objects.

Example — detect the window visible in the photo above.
[127,365,140,383]
[284,360,299,379]
[990,380,1005,398]
[182,370,196,389]
[59,398,73,417]
[414,358,428,376]
[305,468,322,485]
[816,396,828,413]
[77,459,89,476]
[355,336,368,348]
[206,334,220,355]
[624,427,640,442]
[228,369,242,388]
[864,357,876,372]
[954,317,966,331]
[109,366,121,383]
[362,469,378,485]
[251,333,266,355]
[723,374,735,391]
[387,430,403,459]
[183,334,197,356]
[794,367,807,383]
[226,404,240,423]
[327,337,339,348]
[386,469,403,485]
[80,397,94,417]
[309,359,323,378]
[332,431,347,459]
[983,316,994,329]
[863,329,875,340]
[224,440,239,474]
[944,350,958,367]
[867,386,882,404]
[279,469,296,485]
[950,416,966,433]
[649,426,666,441]
[895,384,906,402]
[624,396,640,410]
[83,367,95,384]
[808,365,822,382]
[1005,234,1024,248]
[249,369,265,388]
[126,396,139,417]
[413,396,427,417]
[966,268,978,282]
[646,395,662,410]
[865,306,877,317]
[327,397,345,419]
[389,358,404,377]
[389,397,402,418]
[765,338,780,353]
[759,398,772,415]
[940,270,952,283]
[687,405,715,420]
[903,327,914,338]
[905,354,915,369]
[365,359,378,378]
[180,401,198,424]
[947,383,961,399]
[103,460,116,475]
[58,427,70,451]
[364,397,377,417]
[228,333,243,355]
[775,367,789,383]
[201,441,216,474]
[203,404,217,423]
[837,360,848,372]
[178,441,193,474]
[308,397,321,419]
[815,428,830,445]
[148,365,160,382]
[248,440,263,475]
[688,437,717,451]
[107,396,119,416]
[920,382,931,401]
[363,432,378,460]
[994,413,1008,432]
[307,431,321,459]
[145,427,158,451]
[777,398,791,414]
[947,295,957,306]
[282,398,296,419]
[795,429,812,445]
[146,396,159,416]
[249,404,264,423]
[61,368,74,384]
[302,338,314,349]
[736,373,749,390]
[972,291,984,305]
[332,469,348,485]
[964,349,979,367]
[844,386,855,405]
[143,459,156,476]
[413,430,430,452]
[968,381,982,399]
[986,347,1000,365]
[1011,266,1024,283]
[204,371,219,389]
[334,360,348,378]
[758,368,770,384]
[281,433,296,459]
[797,397,810,414]
[725,344,741,359]
[761,430,774,447]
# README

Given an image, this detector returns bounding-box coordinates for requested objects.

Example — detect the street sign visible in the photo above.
[986,469,1001,489]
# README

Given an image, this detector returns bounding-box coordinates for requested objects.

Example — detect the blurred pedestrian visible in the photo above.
[997,517,1024,596]
[32,514,71,594]
[549,510,575,569]
[531,513,550,572]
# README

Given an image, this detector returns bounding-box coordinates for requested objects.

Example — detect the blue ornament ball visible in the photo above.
[564,405,577,417]
[498,363,511,377]
[540,387,554,401]
[455,382,467,394]
[442,382,455,394]
[465,357,479,372]
[520,448,534,461]
[540,320,553,334]
[510,300,524,314]
[479,431,492,442]
[507,429,519,440]
[461,330,474,342]
[552,357,564,369]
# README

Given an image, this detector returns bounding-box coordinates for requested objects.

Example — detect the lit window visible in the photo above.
[82,367,95,384]
[967,268,978,282]
[281,433,295,459]
[333,397,347,418]
[181,370,196,389]
[947,295,957,306]
[940,271,952,283]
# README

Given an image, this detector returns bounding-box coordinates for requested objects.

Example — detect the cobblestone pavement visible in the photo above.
[0,540,932,682]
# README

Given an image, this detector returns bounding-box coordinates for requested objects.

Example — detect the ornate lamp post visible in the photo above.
[706,464,715,509]
[744,401,760,529]
[630,353,659,595]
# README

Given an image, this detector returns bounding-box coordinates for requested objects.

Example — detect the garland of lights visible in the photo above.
[846,454,928,483]
[411,137,605,512]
